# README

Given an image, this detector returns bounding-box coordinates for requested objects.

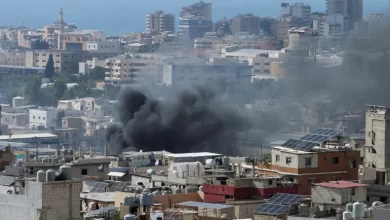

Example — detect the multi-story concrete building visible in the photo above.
[25,50,117,74]
[179,1,213,40]
[365,105,390,184]
[162,63,252,86]
[280,3,312,27]
[0,51,26,66]
[29,108,59,129]
[105,55,156,82]
[1,109,28,127]
[311,180,367,212]
[57,97,97,111]
[0,177,81,220]
[275,17,292,44]
[86,40,121,53]
[327,0,363,29]
[146,11,175,35]
[59,30,105,51]
[231,14,262,35]
[78,57,106,74]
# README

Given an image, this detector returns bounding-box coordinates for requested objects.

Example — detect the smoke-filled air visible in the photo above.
[106,87,247,154]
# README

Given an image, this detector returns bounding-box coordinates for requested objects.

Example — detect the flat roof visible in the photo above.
[164,152,222,158]
[0,133,58,140]
[224,49,282,58]
[80,192,115,202]
[314,180,367,189]
[0,65,45,70]
[176,201,233,209]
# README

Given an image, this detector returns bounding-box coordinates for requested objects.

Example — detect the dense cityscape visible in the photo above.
[0,0,389,219]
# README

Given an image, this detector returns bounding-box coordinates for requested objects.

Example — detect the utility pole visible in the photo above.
[35,137,38,162]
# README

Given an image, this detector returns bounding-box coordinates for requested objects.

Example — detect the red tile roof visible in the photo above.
[314,180,367,189]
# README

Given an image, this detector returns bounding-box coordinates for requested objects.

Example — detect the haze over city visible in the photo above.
[1,0,390,220]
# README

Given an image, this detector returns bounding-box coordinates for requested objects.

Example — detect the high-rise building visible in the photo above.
[178,1,213,40]
[280,3,312,27]
[231,14,261,35]
[327,0,363,29]
[145,11,175,35]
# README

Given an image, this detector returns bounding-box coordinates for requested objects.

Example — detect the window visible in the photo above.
[81,169,88,175]
[286,157,292,165]
[350,160,357,168]
[33,116,35,119]
[351,188,356,196]
[43,117,45,120]
[268,179,273,185]
[276,155,280,162]
[332,157,339,164]
[305,158,312,166]
[38,116,41,119]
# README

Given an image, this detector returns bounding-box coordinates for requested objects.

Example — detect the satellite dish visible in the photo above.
[155,160,160,166]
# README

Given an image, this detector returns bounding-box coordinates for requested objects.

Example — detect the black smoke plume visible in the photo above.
[106,87,247,155]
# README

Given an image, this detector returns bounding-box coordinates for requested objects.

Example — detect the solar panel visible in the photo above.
[254,203,289,215]
[268,193,303,205]
[282,139,318,151]
[107,182,126,192]
[0,175,15,186]
[311,128,342,137]
[90,182,108,193]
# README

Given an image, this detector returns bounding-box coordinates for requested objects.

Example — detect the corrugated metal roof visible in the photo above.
[176,201,233,209]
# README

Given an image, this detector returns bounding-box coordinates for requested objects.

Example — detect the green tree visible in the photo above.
[89,66,107,81]
[53,80,67,100]
[44,54,55,79]
[23,77,42,105]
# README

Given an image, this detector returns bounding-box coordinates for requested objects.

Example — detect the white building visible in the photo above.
[311,180,367,211]
[105,55,156,82]
[57,97,97,111]
[79,58,106,74]
[86,40,121,53]
[29,108,59,129]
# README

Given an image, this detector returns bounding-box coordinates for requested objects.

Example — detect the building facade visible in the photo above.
[105,55,156,82]
[0,51,26,66]
[146,11,175,35]
[29,108,59,129]
[86,40,122,53]
[231,14,262,35]
[179,1,213,40]
[257,146,360,195]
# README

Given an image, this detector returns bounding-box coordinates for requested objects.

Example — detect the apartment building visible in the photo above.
[1,110,28,127]
[365,105,390,185]
[280,3,312,27]
[59,30,105,51]
[257,129,360,195]
[146,11,175,35]
[29,108,59,129]
[179,1,213,40]
[327,0,362,30]
[0,51,26,66]
[105,55,156,82]
[275,17,292,44]
[79,57,106,74]
[86,40,122,53]
[180,0,212,21]
[231,14,262,35]
[25,50,117,74]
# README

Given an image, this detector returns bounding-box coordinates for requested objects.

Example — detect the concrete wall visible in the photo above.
[312,185,366,209]
[271,148,319,169]
[225,200,264,219]
[198,206,234,218]
[253,214,287,220]
[71,163,109,180]
[42,180,82,220]
[0,181,42,220]
[131,175,152,187]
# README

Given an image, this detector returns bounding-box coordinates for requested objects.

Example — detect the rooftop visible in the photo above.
[0,133,58,140]
[176,201,233,209]
[164,152,221,158]
[224,49,283,58]
[71,158,111,165]
[80,192,115,202]
[0,65,45,70]
[314,180,367,189]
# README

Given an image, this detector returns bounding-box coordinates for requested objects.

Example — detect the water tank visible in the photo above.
[343,210,353,220]
[364,208,371,218]
[353,201,364,218]
[199,185,203,192]
[205,159,215,167]
[146,169,156,175]
[298,203,309,214]
[372,201,384,207]
[124,214,136,220]
[222,157,230,168]
[46,169,56,182]
[173,188,181,194]
[153,190,162,196]
[83,215,92,220]
[140,193,154,206]
[368,207,374,217]
[60,165,72,180]
[37,170,46,182]
[346,202,353,212]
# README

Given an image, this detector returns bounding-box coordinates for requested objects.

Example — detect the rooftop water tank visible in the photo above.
[140,193,154,206]
[372,201,384,207]
[368,207,374,217]
[60,165,72,180]
[46,169,56,182]
[205,158,215,167]
[346,202,353,212]
[37,170,46,182]
[199,185,203,192]
[353,201,364,218]
[124,214,136,220]
[343,210,353,220]
[299,203,309,214]
[146,169,156,175]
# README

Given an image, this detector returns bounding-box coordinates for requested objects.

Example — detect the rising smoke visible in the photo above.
[106,86,248,155]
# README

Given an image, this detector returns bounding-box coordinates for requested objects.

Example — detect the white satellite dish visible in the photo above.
[155,160,160,166]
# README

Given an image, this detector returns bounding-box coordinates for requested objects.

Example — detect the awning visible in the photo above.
[107,172,125,177]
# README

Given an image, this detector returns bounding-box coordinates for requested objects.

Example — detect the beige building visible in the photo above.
[275,17,292,44]
[0,51,26,66]
[59,30,105,51]
[105,55,156,82]
[146,11,175,35]
[26,50,117,74]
